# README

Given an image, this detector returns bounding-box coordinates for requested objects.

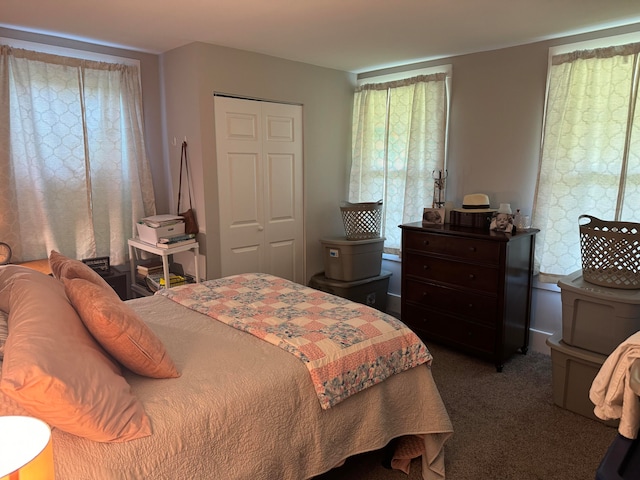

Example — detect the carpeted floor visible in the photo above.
[316,341,619,480]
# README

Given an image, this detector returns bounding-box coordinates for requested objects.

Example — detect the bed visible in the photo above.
[0,257,453,480]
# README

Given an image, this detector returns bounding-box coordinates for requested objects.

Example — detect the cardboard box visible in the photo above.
[136,221,185,245]
[558,270,640,356]
[320,236,384,281]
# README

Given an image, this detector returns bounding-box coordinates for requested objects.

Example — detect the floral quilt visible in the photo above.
[157,273,431,409]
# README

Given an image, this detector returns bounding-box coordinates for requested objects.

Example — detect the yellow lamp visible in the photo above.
[0,416,55,480]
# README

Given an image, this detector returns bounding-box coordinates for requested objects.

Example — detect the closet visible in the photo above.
[214,96,304,283]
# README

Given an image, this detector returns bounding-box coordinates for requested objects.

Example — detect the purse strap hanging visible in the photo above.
[177,141,193,214]
[177,141,199,235]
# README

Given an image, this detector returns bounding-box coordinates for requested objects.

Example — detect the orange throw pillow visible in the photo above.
[64,277,180,379]
[0,265,151,442]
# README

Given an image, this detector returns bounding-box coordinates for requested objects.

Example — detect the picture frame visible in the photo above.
[422,207,445,225]
[82,256,111,276]
[489,211,514,232]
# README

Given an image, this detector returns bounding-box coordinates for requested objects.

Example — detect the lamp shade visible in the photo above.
[0,416,54,480]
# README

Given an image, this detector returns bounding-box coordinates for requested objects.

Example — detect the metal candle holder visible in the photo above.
[432,169,448,208]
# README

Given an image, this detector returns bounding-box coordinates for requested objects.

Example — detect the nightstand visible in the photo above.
[101,267,129,301]
[128,238,200,298]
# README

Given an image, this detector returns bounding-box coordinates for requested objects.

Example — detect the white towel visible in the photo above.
[589,331,640,439]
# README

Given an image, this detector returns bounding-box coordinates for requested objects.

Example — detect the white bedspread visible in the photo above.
[590,331,640,439]
[1,295,453,480]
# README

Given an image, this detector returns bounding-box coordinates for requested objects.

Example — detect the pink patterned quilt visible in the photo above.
[157,273,432,409]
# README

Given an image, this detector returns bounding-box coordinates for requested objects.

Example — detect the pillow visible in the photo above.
[64,277,180,379]
[49,250,119,301]
[0,265,151,442]
[0,310,7,361]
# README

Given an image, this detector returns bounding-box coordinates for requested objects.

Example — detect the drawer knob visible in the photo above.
[469,246,476,252]
[423,240,429,246]
[423,265,430,270]
[468,303,473,308]
[469,273,475,279]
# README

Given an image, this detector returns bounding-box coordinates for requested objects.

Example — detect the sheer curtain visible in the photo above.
[349,74,448,253]
[0,46,156,265]
[533,43,640,282]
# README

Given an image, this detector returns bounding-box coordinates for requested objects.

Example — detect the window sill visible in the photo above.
[382,253,401,263]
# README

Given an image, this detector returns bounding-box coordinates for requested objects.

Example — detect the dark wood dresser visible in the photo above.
[400,222,539,371]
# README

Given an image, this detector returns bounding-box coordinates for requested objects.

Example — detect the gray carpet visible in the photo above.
[316,341,619,480]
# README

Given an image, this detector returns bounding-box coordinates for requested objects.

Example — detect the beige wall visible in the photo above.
[161,42,356,281]
[445,42,548,212]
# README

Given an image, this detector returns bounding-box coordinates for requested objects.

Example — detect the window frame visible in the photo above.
[352,64,452,258]
[534,32,640,282]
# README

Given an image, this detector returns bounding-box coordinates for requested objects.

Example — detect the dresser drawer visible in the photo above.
[402,303,496,355]
[404,279,497,325]
[404,252,500,293]
[404,231,501,265]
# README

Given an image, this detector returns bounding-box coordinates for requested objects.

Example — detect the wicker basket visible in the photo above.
[340,201,383,240]
[579,214,640,289]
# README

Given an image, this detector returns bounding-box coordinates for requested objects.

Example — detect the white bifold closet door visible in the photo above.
[214,95,304,283]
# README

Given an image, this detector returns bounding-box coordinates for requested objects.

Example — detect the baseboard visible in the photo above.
[386,292,401,317]
[529,328,552,356]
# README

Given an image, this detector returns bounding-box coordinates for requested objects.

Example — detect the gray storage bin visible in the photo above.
[547,333,616,425]
[558,270,640,356]
[320,236,384,281]
[308,271,391,312]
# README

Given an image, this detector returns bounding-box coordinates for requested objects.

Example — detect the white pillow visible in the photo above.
[0,310,7,360]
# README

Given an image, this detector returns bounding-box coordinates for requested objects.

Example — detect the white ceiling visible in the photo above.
[2,0,640,73]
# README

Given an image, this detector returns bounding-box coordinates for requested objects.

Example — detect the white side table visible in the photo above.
[128,238,200,297]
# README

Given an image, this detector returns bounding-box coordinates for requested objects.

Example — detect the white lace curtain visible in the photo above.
[533,42,640,281]
[0,46,156,265]
[349,74,448,253]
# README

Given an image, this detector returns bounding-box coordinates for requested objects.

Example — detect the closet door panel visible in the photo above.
[215,96,303,283]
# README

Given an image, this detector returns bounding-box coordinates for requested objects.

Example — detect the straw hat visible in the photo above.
[452,193,497,213]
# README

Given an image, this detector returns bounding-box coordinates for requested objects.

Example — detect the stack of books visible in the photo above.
[145,273,187,292]
[136,259,163,277]
[134,259,161,293]
[156,233,197,249]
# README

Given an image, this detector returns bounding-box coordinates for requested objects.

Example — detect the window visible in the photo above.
[349,67,451,254]
[533,34,640,282]
[0,43,156,265]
